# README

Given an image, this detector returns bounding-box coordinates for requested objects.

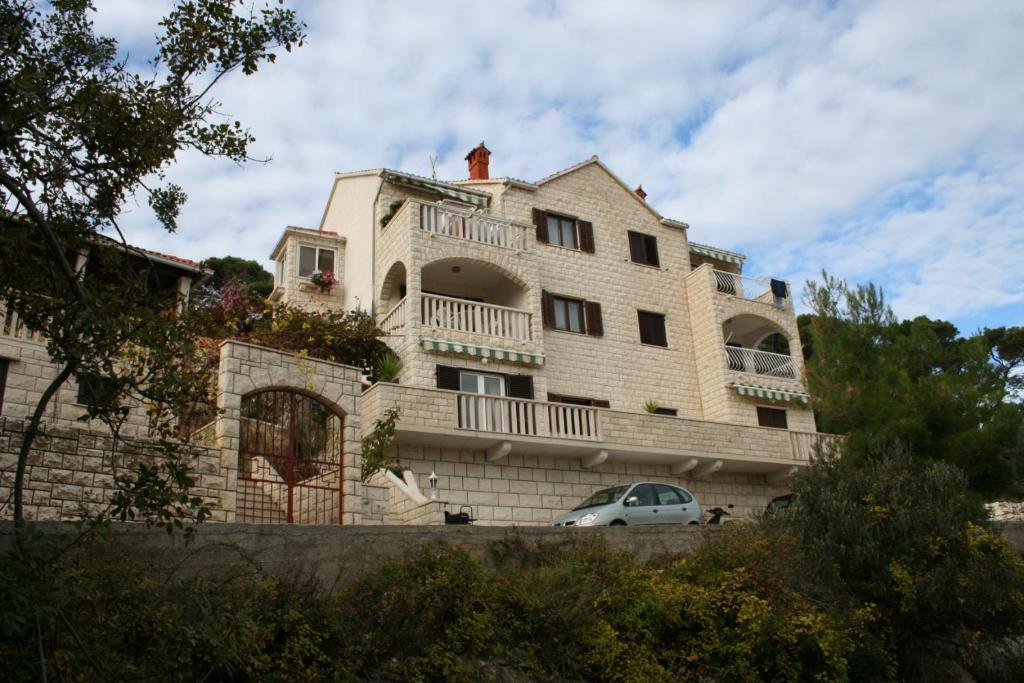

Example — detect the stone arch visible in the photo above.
[420,256,529,309]
[421,253,529,292]
[722,314,790,351]
[379,260,407,312]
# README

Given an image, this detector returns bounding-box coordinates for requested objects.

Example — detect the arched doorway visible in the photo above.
[237,389,345,524]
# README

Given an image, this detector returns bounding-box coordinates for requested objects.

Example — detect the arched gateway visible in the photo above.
[237,389,345,524]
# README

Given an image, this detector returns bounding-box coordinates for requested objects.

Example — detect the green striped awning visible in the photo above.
[689,242,746,265]
[729,382,809,404]
[385,172,490,208]
[421,337,545,366]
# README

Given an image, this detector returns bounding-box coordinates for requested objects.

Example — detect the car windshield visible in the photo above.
[573,485,629,511]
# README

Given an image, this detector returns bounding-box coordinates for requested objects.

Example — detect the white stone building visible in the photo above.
[268,144,833,524]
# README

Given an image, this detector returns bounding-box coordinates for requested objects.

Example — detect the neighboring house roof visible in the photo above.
[269,226,345,261]
[94,234,213,279]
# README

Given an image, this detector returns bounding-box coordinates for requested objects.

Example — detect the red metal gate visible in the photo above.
[237,389,345,524]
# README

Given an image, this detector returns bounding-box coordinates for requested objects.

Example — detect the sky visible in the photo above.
[92,0,1024,335]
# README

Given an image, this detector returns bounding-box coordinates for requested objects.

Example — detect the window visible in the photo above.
[0,359,8,414]
[547,214,578,249]
[628,484,657,506]
[532,208,595,253]
[275,258,284,286]
[542,291,603,336]
[547,393,610,408]
[628,231,660,267]
[637,310,667,347]
[651,407,677,416]
[76,374,119,409]
[436,365,534,399]
[757,406,788,429]
[654,484,693,505]
[297,245,335,278]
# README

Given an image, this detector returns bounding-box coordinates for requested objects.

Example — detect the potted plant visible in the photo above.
[375,351,402,383]
[310,270,337,293]
[643,400,660,413]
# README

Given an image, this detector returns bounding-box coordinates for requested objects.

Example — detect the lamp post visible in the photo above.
[429,471,439,500]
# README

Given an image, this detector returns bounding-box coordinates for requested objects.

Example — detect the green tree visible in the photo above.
[199,255,275,298]
[802,272,1024,496]
[0,0,304,547]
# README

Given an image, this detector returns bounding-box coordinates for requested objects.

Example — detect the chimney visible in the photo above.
[465,141,491,180]
[634,185,647,201]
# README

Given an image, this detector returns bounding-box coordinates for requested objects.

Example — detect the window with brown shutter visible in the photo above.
[637,310,668,347]
[532,208,549,243]
[0,359,8,415]
[757,406,788,429]
[549,294,585,333]
[577,220,595,253]
[436,365,460,391]
[506,374,534,400]
[627,231,659,267]
[584,301,603,337]
[541,290,555,328]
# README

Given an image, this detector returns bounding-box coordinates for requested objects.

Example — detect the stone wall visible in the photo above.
[0,418,233,522]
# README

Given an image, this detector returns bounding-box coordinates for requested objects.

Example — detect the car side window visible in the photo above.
[654,484,682,505]
[631,484,656,506]
[670,485,693,504]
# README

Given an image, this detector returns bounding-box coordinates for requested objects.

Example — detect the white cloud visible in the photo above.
[92,0,1024,331]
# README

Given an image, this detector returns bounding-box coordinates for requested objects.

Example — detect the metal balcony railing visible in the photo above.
[713,270,790,306]
[725,346,797,379]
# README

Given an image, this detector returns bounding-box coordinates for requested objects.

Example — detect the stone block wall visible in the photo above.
[0,417,232,522]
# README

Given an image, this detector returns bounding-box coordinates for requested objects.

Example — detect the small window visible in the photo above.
[552,295,584,333]
[637,310,668,347]
[757,406,788,429]
[0,359,8,414]
[546,214,578,249]
[76,374,119,409]
[547,393,610,408]
[652,407,677,416]
[297,245,336,278]
[628,231,660,267]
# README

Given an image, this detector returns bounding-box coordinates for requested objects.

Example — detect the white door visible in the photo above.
[460,371,505,431]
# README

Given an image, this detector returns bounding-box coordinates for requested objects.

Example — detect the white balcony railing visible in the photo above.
[421,293,532,342]
[726,346,797,379]
[419,203,527,251]
[379,297,408,335]
[713,270,789,305]
[456,393,600,441]
[1,303,44,343]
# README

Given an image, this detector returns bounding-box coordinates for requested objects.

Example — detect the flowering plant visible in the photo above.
[310,270,337,292]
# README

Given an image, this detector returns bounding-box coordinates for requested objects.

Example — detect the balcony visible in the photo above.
[713,269,790,308]
[421,293,531,343]
[417,203,528,251]
[364,383,840,478]
[1,303,43,344]
[726,346,796,379]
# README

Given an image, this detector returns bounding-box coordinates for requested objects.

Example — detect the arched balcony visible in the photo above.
[419,257,532,342]
[722,315,797,379]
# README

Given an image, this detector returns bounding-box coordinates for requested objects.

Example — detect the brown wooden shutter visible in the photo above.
[577,220,595,253]
[584,301,603,337]
[541,290,555,328]
[507,374,534,399]
[628,231,644,263]
[532,208,549,243]
[436,365,460,391]
[0,359,7,415]
[592,399,610,409]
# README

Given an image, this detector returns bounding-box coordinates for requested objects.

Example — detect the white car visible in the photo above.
[552,482,702,527]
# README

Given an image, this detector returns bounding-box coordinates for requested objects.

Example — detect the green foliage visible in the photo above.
[785,443,1024,678]
[361,407,400,482]
[802,271,1024,496]
[374,350,402,382]
[643,400,659,413]
[199,255,275,298]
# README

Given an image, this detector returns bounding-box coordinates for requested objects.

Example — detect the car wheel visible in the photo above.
[609,520,627,526]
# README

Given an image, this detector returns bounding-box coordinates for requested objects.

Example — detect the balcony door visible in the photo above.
[460,370,506,431]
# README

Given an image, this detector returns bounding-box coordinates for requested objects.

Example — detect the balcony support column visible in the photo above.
[692,459,723,480]
[670,457,699,475]
[485,440,512,462]
[581,449,608,469]
[766,465,799,487]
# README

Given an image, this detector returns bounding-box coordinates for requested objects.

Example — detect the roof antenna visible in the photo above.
[429,154,438,180]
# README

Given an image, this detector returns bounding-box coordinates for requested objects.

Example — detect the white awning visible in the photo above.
[729,382,809,404]
[384,172,490,208]
[421,338,545,366]
[688,242,746,265]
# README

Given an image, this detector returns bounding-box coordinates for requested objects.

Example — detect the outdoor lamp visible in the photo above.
[429,471,439,500]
